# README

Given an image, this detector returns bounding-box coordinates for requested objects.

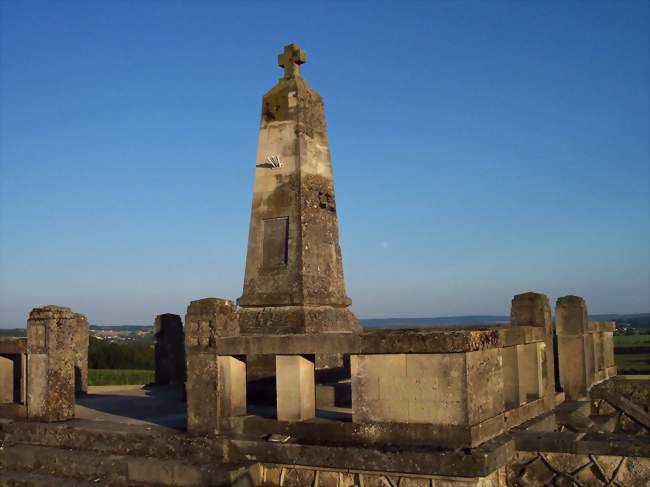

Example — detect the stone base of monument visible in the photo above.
[238,305,361,335]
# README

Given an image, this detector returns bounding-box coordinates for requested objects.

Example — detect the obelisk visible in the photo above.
[237,43,360,335]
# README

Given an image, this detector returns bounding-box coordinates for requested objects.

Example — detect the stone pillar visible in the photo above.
[276,355,315,421]
[510,292,555,404]
[555,295,591,400]
[185,298,238,435]
[154,313,185,385]
[516,343,544,404]
[73,313,89,395]
[0,355,13,403]
[26,306,76,422]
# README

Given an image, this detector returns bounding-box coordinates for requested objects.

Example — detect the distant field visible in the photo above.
[614,335,650,347]
[614,334,650,373]
[88,369,154,386]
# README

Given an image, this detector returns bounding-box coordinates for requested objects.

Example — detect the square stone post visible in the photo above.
[217,356,247,417]
[154,313,185,385]
[510,292,555,407]
[555,295,591,400]
[73,313,89,395]
[276,355,315,421]
[185,298,239,435]
[26,306,76,422]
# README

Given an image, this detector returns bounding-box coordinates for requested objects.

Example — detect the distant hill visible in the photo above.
[2,313,648,334]
[361,316,510,329]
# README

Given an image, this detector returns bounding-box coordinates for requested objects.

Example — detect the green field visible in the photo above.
[614,334,650,347]
[614,334,650,373]
[88,369,154,386]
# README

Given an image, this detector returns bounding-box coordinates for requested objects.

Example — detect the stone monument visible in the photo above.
[237,43,360,335]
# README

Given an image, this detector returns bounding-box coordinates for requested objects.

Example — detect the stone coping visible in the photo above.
[218,413,505,449]
[0,337,27,354]
[0,419,514,478]
[211,326,545,355]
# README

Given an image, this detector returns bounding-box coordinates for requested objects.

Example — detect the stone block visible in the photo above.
[511,292,552,331]
[217,355,246,417]
[556,295,588,336]
[353,351,504,427]
[276,355,315,421]
[0,355,13,403]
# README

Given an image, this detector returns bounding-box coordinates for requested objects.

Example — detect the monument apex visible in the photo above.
[237,43,360,334]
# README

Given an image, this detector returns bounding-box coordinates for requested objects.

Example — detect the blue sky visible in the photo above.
[1,1,648,327]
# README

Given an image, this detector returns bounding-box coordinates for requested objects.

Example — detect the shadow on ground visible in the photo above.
[76,384,187,431]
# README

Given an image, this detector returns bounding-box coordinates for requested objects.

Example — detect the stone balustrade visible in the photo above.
[185,298,559,449]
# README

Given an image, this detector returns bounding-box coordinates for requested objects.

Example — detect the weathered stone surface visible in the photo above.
[154,313,185,385]
[216,328,504,356]
[184,297,238,435]
[236,43,359,334]
[26,305,77,422]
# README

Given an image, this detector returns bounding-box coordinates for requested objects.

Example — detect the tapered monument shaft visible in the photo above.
[237,44,359,334]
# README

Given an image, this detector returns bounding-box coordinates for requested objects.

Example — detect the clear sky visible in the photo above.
[1,1,648,327]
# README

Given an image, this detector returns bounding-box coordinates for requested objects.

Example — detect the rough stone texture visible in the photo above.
[72,313,89,395]
[215,328,504,356]
[276,355,315,421]
[236,43,360,334]
[153,313,185,385]
[26,305,77,422]
[507,451,650,486]
[352,350,504,429]
[184,298,238,435]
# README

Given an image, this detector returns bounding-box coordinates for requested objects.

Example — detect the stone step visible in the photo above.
[0,420,205,461]
[0,442,257,486]
[0,467,105,487]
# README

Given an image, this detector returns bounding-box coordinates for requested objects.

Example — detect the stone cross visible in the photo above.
[278,43,306,79]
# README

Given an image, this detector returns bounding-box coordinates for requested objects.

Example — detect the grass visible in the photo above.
[88,369,154,386]
[614,335,650,373]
